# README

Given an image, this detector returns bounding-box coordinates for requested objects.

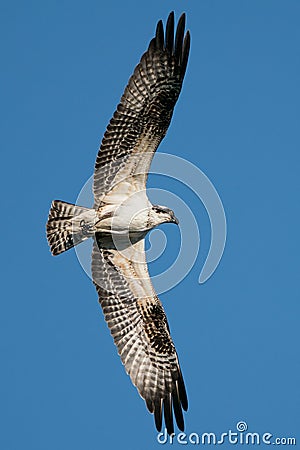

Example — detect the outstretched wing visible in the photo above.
[93,12,190,206]
[92,236,188,434]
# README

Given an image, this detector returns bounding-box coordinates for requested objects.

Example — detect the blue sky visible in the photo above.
[1,1,299,449]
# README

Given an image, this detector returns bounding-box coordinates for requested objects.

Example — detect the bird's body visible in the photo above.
[46,12,190,435]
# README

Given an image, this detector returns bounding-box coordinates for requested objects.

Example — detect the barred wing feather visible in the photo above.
[93,12,190,206]
[92,237,188,434]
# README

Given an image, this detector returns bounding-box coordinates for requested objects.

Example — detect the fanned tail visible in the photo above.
[46,200,96,256]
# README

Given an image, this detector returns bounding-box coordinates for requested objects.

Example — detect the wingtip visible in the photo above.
[148,36,156,53]
[167,11,175,22]
[177,367,188,411]
[151,12,190,78]
[155,19,164,50]
[180,30,190,79]
[179,12,186,24]
[146,398,154,413]
[165,11,175,53]
[154,398,163,432]
[174,13,186,63]
[173,383,185,431]
[163,393,174,436]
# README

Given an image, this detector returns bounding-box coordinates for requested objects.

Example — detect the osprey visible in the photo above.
[46,12,190,434]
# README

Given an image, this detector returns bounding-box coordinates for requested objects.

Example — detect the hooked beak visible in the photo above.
[172,215,179,225]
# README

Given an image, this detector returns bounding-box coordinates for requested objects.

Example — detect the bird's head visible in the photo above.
[151,205,179,227]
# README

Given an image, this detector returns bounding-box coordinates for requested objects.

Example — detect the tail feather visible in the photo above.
[46,200,96,256]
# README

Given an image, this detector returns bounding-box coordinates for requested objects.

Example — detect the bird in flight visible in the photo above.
[46,12,190,435]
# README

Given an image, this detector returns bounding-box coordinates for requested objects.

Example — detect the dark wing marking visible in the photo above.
[93,12,190,206]
[91,237,188,434]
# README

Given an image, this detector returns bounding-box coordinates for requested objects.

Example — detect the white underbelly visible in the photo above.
[96,189,151,233]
